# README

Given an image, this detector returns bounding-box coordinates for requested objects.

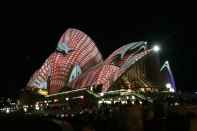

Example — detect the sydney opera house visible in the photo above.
[4,28,197,131]
[23,28,175,101]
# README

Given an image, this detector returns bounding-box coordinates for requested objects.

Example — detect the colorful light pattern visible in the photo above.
[26,28,163,95]
[27,28,103,94]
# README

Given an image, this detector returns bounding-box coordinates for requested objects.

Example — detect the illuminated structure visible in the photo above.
[69,42,162,92]
[26,28,103,95]
[25,28,173,98]
[160,60,176,92]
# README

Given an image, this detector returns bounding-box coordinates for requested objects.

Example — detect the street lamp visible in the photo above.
[65,97,69,101]
[153,45,160,52]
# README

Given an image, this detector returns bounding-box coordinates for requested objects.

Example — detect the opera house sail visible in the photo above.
[24,28,169,100]
[26,28,103,95]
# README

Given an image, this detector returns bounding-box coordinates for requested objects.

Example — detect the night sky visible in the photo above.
[0,4,189,97]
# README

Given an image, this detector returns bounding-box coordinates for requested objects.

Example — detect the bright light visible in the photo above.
[174,102,180,106]
[54,99,59,102]
[131,96,135,100]
[65,98,69,101]
[166,83,172,88]
[6,108,10,114]
[126,96,129,100]
[24,108,27,112]
[100,93,104,96]
[140,88,145,92]
[90,86,93,91]
[165,61,169,64]
[61,114,64,118]
[165,83,175,92]
[169,88,175,93]
[35,104,40,110]
[153,45,160,52]
[80,96,84,99]
[38,89,48,96]
[114,101,118,104]
[121,101,127,104]
[98,100,103,104]
[104,100,112,104]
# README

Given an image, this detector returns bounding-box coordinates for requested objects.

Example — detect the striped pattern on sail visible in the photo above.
[69,42,151,92]
[104,41,147,66]
[113,49,153,84]
[69,64,120,92]
[26,59,51,89]
[27,28,103,94]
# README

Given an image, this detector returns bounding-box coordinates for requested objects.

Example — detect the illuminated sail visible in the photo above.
[68,64,82,83]
[104,41,147,66]
[26,28,103,94]
[69,64,120,92]
[69,41,150,92]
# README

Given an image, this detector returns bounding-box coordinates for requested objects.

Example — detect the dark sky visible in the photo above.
[0,4,189,97]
